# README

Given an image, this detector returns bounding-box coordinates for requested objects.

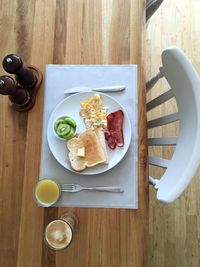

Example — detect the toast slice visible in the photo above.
[66,128,107,172]
[94,127,108,163]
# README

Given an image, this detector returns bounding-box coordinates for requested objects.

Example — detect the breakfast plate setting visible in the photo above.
[47,92,132,175]
[40,65,138,209]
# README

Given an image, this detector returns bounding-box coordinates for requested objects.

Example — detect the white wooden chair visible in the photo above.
[146,0,164,23]
[147,47,200,203]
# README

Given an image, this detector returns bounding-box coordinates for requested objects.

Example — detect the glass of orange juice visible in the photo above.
[34,179,61,207]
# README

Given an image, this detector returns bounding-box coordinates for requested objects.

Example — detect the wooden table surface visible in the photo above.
[0,1,148,267]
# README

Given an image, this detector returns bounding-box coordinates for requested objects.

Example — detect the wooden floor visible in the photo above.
[146,0,200,266]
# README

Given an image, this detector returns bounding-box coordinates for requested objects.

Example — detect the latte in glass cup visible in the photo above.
[44,213,78,251]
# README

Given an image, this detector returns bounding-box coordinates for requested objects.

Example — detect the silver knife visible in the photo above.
[64,85,126,94]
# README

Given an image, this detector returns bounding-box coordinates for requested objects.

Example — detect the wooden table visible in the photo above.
[0,1,148,266]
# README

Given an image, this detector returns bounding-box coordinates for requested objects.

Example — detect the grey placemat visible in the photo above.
[40,65,138,209]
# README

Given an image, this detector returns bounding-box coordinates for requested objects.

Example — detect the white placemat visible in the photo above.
[40,65,138,209]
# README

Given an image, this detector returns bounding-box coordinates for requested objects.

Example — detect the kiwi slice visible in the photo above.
[63,126,75,140]
[64,117,77,129]
[56,124,71,137]
[54,116,76,140]
[54,118,65,131]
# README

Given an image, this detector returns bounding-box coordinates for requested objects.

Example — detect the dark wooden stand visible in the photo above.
[12,66,43,111]
[1,54,43,112]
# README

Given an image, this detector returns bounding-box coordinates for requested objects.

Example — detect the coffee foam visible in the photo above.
[45,220,72,249]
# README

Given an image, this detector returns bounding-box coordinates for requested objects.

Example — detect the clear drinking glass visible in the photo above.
[44,212,79,251]
[33,179,61,207]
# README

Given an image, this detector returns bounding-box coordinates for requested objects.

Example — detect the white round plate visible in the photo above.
[47,92,131,175]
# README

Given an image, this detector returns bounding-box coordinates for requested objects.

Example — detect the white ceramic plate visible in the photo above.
[47,92,131,175]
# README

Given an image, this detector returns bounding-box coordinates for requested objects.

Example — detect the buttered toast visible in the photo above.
[66,128,108,171]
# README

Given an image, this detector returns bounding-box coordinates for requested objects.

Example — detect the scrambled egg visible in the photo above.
[79,94,107,129]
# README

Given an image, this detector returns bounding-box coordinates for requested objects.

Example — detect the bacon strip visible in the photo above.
[105,110,124,149]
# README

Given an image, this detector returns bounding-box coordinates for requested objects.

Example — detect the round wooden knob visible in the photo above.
[2,54,37,88]
[0,75,16,95]
[0,75,30,106]
[2,54,22,74]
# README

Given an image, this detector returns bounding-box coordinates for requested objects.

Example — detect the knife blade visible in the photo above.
[64,85,126,94]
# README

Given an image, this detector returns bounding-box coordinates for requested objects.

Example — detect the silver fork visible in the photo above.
[61,184,124,193]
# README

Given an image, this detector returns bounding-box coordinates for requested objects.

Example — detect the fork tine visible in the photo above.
[62,187,73,190]
[61,184,75,191]
[62,187,74,190]
[62,184,74,187]
[61,188,74,192]
[62,184,75,187]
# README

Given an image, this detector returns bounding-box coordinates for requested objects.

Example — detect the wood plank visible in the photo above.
[108,0,130,64]
[0,1,28,267]
[17,1,56,266]
[130,1,149,267]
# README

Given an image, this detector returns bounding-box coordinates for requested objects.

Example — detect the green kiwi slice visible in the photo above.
[63,126,75,140]
[64,117,77,129]
[56,124,71,137]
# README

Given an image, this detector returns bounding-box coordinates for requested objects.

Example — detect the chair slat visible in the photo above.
[147,112,179,129]
[146,0,164,22]
[147,89,174,111]
[148,137,177,146]
[149,176,159,186]
[146,71,163,92]
[149,156,170,168]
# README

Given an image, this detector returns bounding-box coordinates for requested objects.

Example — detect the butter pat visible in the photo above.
[77,147,85,157]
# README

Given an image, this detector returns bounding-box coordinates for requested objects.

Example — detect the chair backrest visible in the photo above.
[146,0,164,22]
[147,47,200,203]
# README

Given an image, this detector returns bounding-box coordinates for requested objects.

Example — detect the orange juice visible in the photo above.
[34,179,60,207]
